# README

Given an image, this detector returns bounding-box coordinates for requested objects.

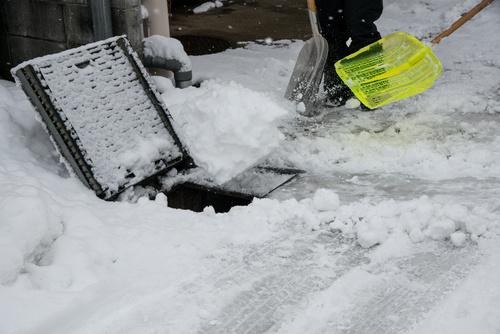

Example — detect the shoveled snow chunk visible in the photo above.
[152,75,174,94]
[312,189,340,211]
[345,98,361,109]
[356,217,388,248]
[357,226,387,248]
[409,228,425,243]
[450,231,467,247]
[296,102,306,113]
[154,192,168,206]
[427,219,456,240]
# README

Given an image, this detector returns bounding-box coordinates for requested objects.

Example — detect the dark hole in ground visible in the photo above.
[174,35,233,55]
[166,182,253,213]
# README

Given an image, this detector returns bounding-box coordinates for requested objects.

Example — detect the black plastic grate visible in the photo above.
[13,36,189,200]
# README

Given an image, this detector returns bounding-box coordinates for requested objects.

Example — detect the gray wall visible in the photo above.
[0,0,143,79]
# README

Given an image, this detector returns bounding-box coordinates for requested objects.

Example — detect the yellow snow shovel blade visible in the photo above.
[335,32,442,109]
[334,0,495,110]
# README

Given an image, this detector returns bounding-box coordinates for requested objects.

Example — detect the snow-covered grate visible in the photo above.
[13,36,188,200]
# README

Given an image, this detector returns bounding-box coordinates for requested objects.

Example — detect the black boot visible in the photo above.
[323,39,354,107]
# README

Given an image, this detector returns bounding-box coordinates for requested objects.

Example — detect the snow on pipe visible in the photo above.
[143,35,193,89]
[142,0,171,37]
[143,56,193,88]
[90,0,113,41]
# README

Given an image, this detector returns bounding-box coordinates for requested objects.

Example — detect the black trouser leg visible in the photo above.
[316,0,350,101]
[316,0,383,104]
[344,0,383,53]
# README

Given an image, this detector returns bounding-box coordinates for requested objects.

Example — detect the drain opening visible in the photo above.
[166,182,253,213]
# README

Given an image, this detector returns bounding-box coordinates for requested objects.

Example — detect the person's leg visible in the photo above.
[316,0,353,105]
[342,0,383,110]
[344,0,383,53]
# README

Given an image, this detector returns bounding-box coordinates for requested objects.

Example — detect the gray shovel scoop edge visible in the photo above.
[285,35,329,113]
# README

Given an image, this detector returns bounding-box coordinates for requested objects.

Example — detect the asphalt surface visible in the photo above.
[170,0,312,50]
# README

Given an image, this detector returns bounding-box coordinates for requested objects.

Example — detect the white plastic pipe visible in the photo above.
[142,0,170,37]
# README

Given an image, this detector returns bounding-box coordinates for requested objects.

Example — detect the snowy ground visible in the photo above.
[1,0,500,333]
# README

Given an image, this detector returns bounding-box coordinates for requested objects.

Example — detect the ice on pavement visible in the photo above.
[1,0,500,333]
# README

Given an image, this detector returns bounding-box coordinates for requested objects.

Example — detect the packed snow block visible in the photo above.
[12,36,189,200]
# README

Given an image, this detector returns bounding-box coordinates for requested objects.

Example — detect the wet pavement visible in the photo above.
[171,0,311,52]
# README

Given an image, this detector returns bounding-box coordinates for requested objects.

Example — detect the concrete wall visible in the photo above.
[0,0,143,79]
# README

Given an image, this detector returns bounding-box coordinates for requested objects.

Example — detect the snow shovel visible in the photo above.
[284,0,328,112]
[335,0,495,110]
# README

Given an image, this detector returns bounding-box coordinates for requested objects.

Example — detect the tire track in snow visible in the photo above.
[198,231,369,334]
[316,244,478,334]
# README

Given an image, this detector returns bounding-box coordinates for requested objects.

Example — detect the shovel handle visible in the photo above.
[307,0,321,36]
[307,0,317,12]
[431,0,495,45]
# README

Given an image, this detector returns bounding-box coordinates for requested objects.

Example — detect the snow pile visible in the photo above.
[164,80,288,183]
[264,188,499,250]
[325,194,497,249]
[193,1,224,14]
[0,192,63,285]
[143,35,192,71]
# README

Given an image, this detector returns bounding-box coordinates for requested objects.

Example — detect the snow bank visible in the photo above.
[0,83,66,286]
[0,193,63,285]
[143,35,192,71]
[164,80,288,183]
